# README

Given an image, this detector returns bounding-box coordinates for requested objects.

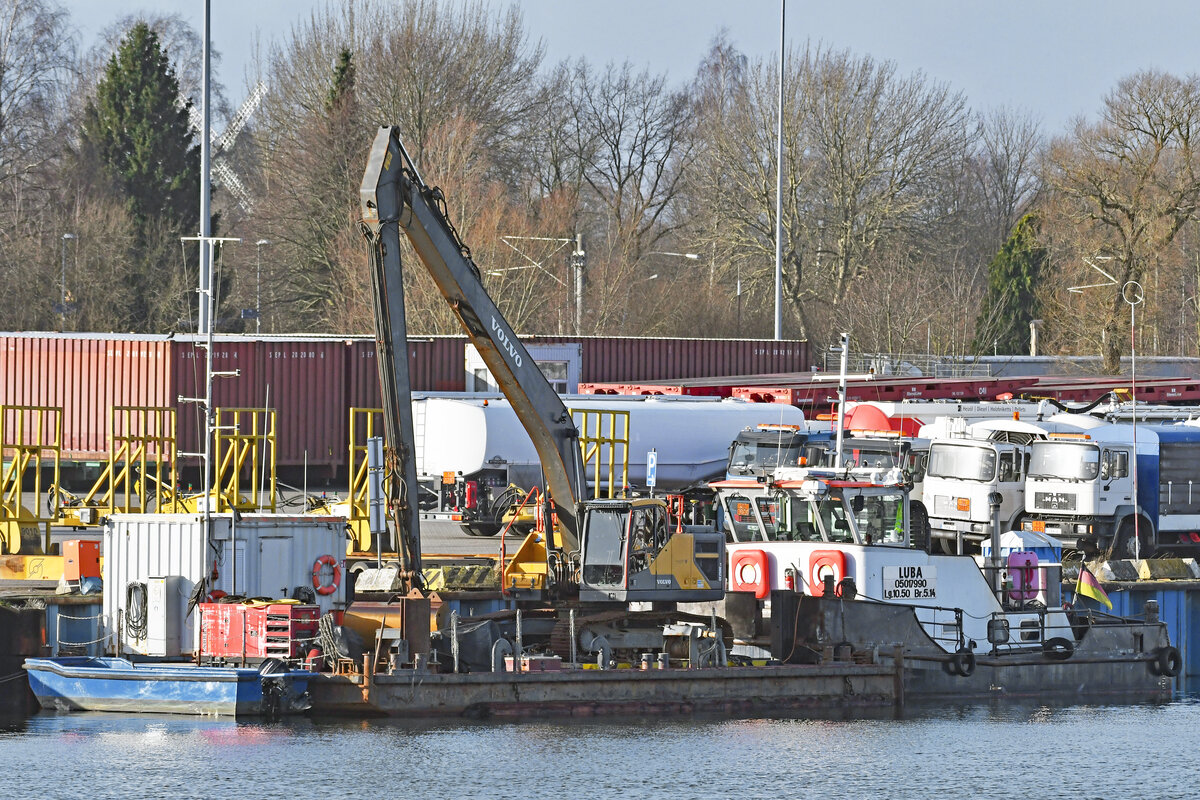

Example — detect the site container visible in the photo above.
[102,513,345,656]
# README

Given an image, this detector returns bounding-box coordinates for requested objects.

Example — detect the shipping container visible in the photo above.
[172,336,348,471]
[0,333,172,459]
[101,513,346,656]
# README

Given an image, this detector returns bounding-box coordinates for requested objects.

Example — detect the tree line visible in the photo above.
[3,0,1200,373]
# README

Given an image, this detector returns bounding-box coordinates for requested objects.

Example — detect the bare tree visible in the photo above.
[975,106,1043,248]
[1045,70,1200,372]
[566,60,695,266]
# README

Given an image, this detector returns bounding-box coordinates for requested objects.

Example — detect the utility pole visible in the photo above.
[198,0,212,335]
[60,233,76,331]
[572,234,585,334]
[773,0,785,341]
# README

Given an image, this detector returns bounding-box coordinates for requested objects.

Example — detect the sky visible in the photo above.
[64,0,1200,136]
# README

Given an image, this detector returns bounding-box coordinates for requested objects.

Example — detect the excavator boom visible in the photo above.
[360,126,585,553]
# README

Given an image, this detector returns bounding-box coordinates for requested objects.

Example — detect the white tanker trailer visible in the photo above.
[413,393,807,535]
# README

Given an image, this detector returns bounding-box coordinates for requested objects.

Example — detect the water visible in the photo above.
[3,700,1197,800]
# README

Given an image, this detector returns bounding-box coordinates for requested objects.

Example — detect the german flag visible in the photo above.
[1076,565,1112,610]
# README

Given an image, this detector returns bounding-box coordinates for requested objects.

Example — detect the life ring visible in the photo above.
[312,554,341,596]
[951,647,976,678]
[730,549,770,599]
[1154,646,1182,678]
[808,550,847,597]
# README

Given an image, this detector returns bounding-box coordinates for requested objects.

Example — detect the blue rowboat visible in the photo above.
[23,657,313,717]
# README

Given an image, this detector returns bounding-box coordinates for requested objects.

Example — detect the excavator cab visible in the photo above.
[579,498,725,603]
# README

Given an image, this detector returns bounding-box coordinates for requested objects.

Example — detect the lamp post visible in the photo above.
[60,233,76,332]
[255,239,271,334]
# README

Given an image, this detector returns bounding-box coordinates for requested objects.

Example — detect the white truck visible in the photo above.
[1023,422,1200,558]
[920,415,1102,553]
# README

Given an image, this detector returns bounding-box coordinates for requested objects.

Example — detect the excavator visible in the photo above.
[359,126,725,618]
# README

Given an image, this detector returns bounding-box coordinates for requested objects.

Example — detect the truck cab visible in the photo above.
[922,416,1096,554]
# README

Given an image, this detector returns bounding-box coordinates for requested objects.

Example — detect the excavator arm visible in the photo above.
[360,126,585,557]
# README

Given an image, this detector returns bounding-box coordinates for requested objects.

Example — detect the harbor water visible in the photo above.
[4,700,1199,799]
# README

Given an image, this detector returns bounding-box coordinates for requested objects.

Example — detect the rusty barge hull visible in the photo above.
[308,663,897,720]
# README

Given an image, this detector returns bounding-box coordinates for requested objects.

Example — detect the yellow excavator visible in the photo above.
[359,126,725,607]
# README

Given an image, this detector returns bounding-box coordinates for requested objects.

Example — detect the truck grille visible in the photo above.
[1034,491,1076,511]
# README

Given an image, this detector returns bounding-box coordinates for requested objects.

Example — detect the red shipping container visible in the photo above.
[63,539,101,581]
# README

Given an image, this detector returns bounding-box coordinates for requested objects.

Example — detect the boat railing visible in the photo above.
[855,594,1078,656]
[54,610,109,657]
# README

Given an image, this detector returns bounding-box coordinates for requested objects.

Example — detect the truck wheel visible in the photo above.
[1115,518,1155,559]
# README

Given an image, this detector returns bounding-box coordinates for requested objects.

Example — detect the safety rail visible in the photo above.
[572,407,629,499]
[0,404,62,554]
[213,407,277,512]
[54,406,182,527]
[53,610,109,657]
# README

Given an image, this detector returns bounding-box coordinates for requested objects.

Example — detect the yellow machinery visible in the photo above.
[0,405,61,554]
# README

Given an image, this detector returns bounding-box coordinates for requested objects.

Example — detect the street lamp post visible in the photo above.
[60,233,76,332]
[255,239,271,334]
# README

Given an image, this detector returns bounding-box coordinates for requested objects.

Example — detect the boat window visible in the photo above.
[851,491,906,545]
[1028,441,1099,481]
[755,497,780,539]
[582,508,626,586]
[773,494,824,542]
[927,443,996,481]
[725,494,763,542]
[816,497,853,543]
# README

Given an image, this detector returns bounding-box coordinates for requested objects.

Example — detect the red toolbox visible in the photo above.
[200,603,319,661]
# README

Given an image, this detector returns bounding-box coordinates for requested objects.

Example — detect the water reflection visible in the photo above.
[5,700,1200,799]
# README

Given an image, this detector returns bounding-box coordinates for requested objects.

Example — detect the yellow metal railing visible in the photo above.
[58,406,181,525]
[0,405,62,554]
[213,407,277,512]
[571,407,630,499]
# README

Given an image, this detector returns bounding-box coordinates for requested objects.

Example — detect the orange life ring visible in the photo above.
[730,549,770,599]
[312,554,341,596]
[809,550,847,597]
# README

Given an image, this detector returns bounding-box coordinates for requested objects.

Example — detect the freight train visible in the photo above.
[0,332,808,481]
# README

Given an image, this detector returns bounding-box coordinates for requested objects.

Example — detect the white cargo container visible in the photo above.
[102,514,345,656]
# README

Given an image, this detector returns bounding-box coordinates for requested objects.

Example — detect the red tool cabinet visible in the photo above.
[199,603,319,661]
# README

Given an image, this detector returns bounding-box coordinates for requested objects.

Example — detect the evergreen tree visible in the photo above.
[972,214,1047,355]
[81,22,201,331]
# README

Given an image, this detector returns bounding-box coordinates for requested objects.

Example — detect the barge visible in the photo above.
[307,660,900,719]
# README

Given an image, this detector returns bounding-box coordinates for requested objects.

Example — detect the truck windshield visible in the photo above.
[927,443,996,481]
[728,440,803,473]
[1029,441,1099,480]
